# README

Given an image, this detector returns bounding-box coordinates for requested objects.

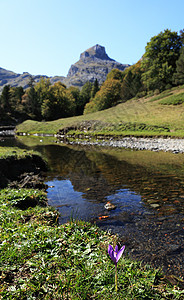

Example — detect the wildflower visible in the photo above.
[108,244,125,292]
[108,244,125,265]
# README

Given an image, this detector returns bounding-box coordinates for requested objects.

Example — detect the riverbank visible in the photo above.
[62,136,184,154]
[0,147,47,188]
[16,110,184,153]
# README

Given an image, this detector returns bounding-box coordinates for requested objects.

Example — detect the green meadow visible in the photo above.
[16,86,184,137]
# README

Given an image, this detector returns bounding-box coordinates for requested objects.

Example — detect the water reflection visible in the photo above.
[1,136,184,278]
[34,143,184,278]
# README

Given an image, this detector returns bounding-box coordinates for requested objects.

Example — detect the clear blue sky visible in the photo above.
[0,0,183,77]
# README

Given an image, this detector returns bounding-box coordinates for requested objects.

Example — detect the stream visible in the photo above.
[1,135,184,278]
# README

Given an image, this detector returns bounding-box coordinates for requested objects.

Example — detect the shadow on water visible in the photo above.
[1,136,184,278]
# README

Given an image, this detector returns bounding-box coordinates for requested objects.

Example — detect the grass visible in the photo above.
[16,85,184,137]
[148,91,173,102]
[159,92,184,105]
[0,147,36,160]
[0,187,183,299]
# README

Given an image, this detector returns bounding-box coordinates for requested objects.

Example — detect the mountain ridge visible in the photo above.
[0,45,130,91]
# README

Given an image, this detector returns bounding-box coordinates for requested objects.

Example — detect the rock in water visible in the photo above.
[104,201,116,210]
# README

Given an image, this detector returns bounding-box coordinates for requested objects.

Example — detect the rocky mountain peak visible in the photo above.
[80,44,114,62]
[66,44,130,86]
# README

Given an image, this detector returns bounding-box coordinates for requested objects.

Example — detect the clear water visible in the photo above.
[1,136,184,278]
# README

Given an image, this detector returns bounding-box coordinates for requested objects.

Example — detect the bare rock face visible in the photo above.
[80,44,113,62]
[65,44,129,87]
[0,45,129,91]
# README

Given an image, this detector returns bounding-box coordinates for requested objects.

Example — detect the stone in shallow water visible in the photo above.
[150,203,160,208]
[104,201,116,210]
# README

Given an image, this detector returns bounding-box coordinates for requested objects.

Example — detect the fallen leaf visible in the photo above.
[99,216,109,220]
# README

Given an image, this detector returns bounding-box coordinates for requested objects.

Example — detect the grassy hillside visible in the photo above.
[16,85,184,137]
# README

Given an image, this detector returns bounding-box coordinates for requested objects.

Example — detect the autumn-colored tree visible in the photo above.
[41,82,75,120]
[34,78,51,103]
[121,61,143,100]
[84,79,121,114]
[106,69,124,81]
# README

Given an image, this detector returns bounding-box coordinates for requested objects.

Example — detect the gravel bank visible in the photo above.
[67,137,184,153]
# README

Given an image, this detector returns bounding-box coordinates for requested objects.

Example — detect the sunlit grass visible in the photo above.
[16,87,184,137]
[0,147,36,159]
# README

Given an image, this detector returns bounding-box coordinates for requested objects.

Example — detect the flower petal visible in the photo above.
[108,244,113,254]
[116,245,125,263]
[108,244,116,264]
[115,245,118,254]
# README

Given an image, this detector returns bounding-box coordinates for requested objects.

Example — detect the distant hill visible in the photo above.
[0,68,65,92]
[0,45,129,91]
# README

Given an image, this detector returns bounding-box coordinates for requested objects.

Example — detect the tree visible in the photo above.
[67,86,80,115]
[173,46,184,85]
[91,79,100,98]
[179,29,184,44]
[78,81,93,115]
[21,76,40,119]
[34,78,51,119]
[121,61,143,100]
[24,86,38,118]
[10,86,24,108]
[41,82,75,120]
[34,78,51,103]
[84,79,121,114]
[0,85,11,112]
[106,68,124,81]
[141,29,182,91]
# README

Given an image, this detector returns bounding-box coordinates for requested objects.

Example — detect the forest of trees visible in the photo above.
[1,29,184,123]
[0,78,99,123]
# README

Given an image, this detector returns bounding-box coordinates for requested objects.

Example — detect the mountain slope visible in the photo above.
[0,45,129,91]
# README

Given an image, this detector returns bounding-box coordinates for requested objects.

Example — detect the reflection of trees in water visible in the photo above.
[85,150,184,215]
[35,145,117,201]
[33,144,184,214]
[20,143,184,278]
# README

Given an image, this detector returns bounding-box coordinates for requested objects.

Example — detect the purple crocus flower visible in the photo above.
[108,244,125,265]
[108,244,125,292]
